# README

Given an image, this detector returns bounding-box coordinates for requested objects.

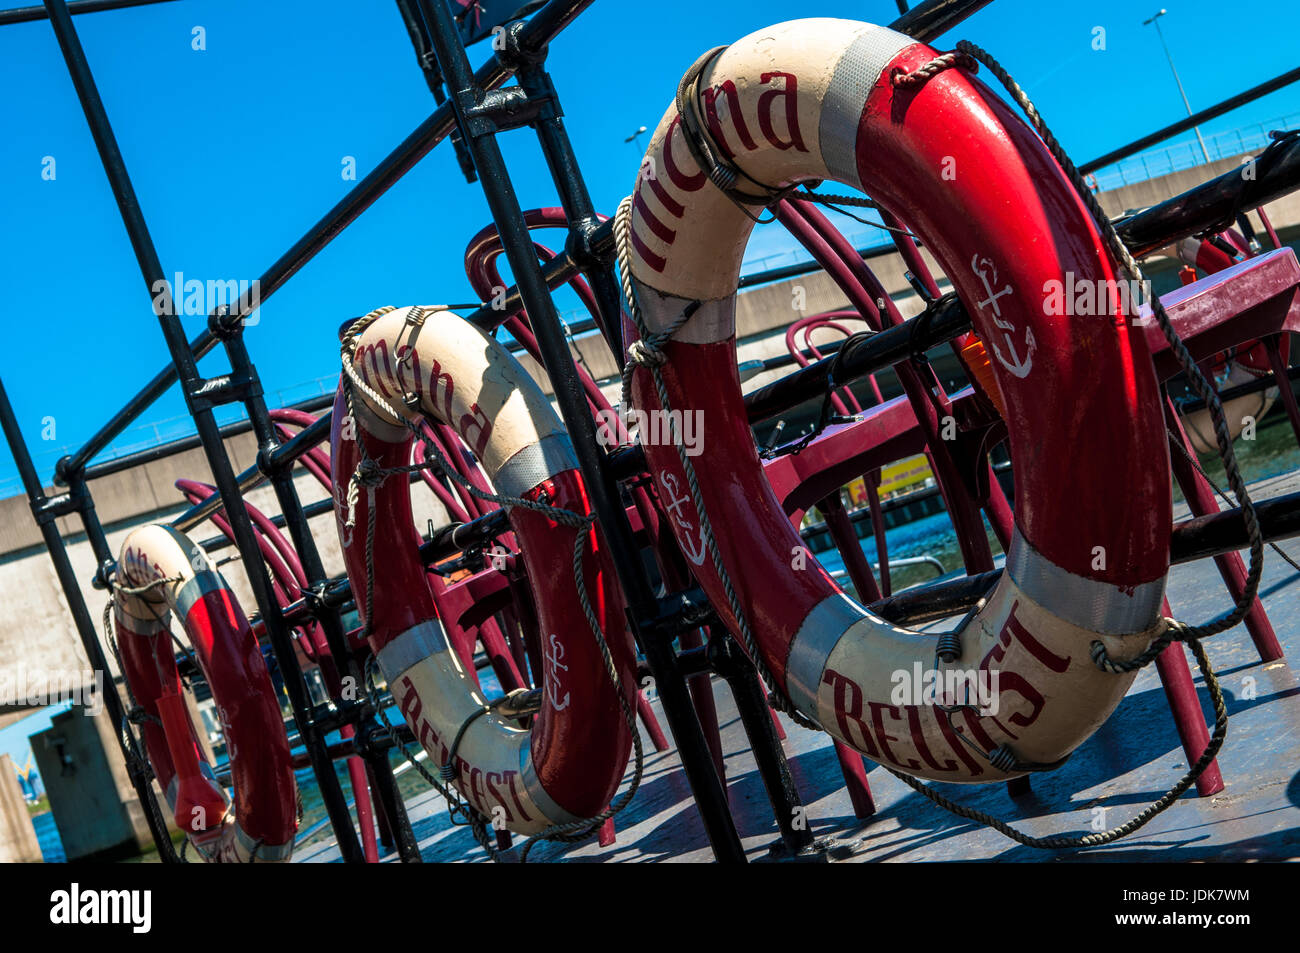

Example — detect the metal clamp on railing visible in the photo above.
[494,15,551,71]
[186,372,261,412]
[458,84,556,136]
[207,304,254,342]
[634,587,722,651]
[29,491,80,526]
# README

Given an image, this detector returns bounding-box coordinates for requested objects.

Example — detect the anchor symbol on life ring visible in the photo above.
[658,471,707,566]
[972,253,1035,379]
[546,633,571,711]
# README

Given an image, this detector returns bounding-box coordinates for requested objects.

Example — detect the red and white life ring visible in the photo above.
[625,19,1171,781]
[331,307,637,833]
[114,524,297,861]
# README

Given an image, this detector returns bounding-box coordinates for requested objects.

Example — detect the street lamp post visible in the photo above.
[624,125,647,153]
[1143,8,1212,164]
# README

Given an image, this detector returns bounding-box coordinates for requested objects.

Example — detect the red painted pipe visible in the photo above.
[1265,334,1300,451]
[1155,599,1225,797]
[1164,398,1282,661]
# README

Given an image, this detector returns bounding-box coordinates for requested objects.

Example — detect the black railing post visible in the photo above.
[511,50,624,357]
[394,0,479,183]
[41,0,365,863]
[510,25,826,854]
[708,629,817,857]
[221,328,423,863]
[0,378,178,862]
[415,0,746,862]
[63,467,115,588]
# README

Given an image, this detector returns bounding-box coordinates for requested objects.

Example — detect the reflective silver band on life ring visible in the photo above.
[636,288,736,345]
[783,592,870,718]
[115,610,170,635]
[376,619,448,683]
[235,822,294,862]
[1004,529,1164,635]
[818,26,914,190]
[174,573,229,622]
[493,432,579,499]
[518,735,583,827]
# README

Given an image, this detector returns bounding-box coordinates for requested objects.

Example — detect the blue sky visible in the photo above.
[2,0,1299,497]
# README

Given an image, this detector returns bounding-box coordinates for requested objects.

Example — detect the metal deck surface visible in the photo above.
[295,472,1300,863]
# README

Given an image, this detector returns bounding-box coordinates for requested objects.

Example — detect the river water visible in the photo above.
[819,411,1300,595]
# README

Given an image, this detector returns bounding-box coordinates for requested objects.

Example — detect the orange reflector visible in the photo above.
[958,333,1006,417]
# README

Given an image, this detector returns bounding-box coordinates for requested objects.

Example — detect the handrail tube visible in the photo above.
[0,0,176,26]
[1115,134,1300,259]
[1081,66,1300,175]
[77,393,335,484]
[745,294,971,425]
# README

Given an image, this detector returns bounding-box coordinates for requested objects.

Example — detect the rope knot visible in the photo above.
[1090,619,1185,675]
[353,457,386,489]
[891,51,978,89]
[626,338,668,369]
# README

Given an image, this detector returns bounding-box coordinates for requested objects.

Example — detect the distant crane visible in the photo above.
[13,754,40,801]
